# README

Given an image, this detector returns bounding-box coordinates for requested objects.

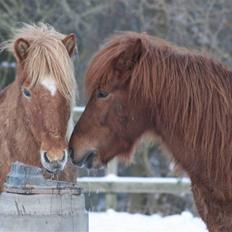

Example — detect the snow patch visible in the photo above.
[89,210,208,232]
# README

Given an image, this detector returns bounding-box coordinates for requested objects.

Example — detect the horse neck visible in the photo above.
[150,54,232,189]
[0,80,40,165]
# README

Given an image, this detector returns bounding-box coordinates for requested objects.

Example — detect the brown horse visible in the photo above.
[69,32,232,232]
[0,24,77,191]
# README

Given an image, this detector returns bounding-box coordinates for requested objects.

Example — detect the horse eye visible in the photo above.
[96,90,108,98]
[23,88,31,97]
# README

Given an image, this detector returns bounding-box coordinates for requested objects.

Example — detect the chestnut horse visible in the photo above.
[0,24,77,191]
[69,32,232,232]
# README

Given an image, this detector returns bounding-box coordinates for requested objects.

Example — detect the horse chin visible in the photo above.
[85,154,104,170]
[90,158,102,169]
[88,162,105,170]
[41,160,59,173]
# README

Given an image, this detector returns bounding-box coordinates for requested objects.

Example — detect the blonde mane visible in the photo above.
[3,23,76,102]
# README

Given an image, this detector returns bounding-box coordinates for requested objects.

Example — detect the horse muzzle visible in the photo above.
[70,149,98,169]
[40,149,68,173]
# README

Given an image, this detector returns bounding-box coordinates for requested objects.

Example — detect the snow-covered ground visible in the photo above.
[90,210,208,232]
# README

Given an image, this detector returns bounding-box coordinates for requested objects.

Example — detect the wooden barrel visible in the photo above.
[0,162,88,232]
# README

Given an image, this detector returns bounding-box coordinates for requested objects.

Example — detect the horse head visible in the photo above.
[69,33,153,168]
[10,24,77,173]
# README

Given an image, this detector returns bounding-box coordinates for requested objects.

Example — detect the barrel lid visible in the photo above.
[4,162,82,195]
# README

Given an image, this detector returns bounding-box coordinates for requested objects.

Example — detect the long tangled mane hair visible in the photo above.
[86,31,232,183]
[2,23,76,104]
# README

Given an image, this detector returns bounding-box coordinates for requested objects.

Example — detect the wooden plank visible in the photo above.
[77,177,191,195]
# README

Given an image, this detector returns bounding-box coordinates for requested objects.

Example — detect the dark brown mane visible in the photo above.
[85,31,232,182]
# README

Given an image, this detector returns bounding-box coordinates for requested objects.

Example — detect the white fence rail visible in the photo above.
[77,176,191,194]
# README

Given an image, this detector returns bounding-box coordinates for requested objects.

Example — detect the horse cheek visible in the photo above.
[23,100,42,142]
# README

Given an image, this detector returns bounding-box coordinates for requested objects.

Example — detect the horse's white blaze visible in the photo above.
[41,77,57,96]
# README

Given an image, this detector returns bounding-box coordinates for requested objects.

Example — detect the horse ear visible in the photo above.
[115,38,144,72]
[62,33,77,57]
[14,38,30,62]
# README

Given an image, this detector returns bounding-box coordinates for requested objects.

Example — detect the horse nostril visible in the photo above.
[60,152,66,162]
[84,151,97,169]
[69,148,74,160]
[72,150,97,168]
[44,152,51,163]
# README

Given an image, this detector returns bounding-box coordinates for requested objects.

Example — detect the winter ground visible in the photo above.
[89,210,208,232]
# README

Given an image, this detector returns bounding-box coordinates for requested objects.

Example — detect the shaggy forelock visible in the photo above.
[2,23,76,103]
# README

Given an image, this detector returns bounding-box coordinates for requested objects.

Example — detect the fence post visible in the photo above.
[105,158,118,209]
